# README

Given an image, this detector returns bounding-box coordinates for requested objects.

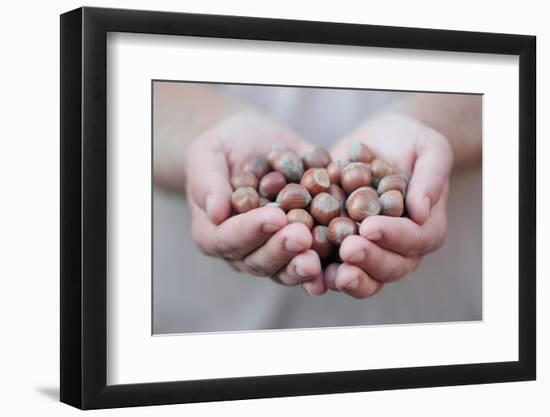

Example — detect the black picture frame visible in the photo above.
[60,6,536,410]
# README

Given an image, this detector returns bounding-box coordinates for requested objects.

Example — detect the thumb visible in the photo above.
[406,135,453,224]
[185,145,232,225]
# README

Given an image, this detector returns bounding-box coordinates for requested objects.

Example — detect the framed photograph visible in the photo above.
[60,6,536,409]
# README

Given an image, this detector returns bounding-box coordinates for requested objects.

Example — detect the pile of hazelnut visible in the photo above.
[230,143,408,262]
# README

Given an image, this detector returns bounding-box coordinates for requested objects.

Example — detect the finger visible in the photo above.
[275,250,322,286]
[190,202,287,259]
[359,191,448,257]
[335,264,384,299]
[241,223,313,276]
[303,271,327,296]
[185,144,232,225]
[323,263,340,291]
[339,235,421,282]
[406,136,453,224]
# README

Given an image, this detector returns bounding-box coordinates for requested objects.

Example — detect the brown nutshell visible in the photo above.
[327,184,347,214]
[341,162,372,193]
[272,150,305,183]
[300,168,330,196]
[327,217,358,246]
[303,146,332,168]
[379,190,404,217]
[241,155,270,179]
[259,171,287,200]
[310,192,341,226]
[346,187,381,222]
[230,171,258,190]
[276,184,312,211]
[377,174,407,196]
[287,209,314,230]
[266,144,287,167]
[349,142,374,163]
[326,159,347,185]
[370,158,395,179]
[311,225,334,259]
[231,187,260,214]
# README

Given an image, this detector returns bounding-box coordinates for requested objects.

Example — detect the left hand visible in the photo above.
[324,113,454,299]
[183,111,325,290]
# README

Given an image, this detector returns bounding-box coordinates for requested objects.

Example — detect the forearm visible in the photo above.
[388,94,482,168]
[153,83,248,191]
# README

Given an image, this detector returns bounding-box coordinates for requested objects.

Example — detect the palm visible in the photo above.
[331,114,429,175]
[183,111,325,293]
[321,112,454,299]
[201,111,311,175]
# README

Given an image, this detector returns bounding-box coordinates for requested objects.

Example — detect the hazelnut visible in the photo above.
[327,217,358,246]
[326,159,347,185]
[230,171,258,190]
[300,168,330,196]
[287,209,314,230]
[349,141,374,163]
[341,162,372,193]
[371,158,395,179]
[266,143,287,167]
[327,184,347,214]
[272,150,304,183]
[259,171,287,200]
[231,187,260,214]
[303,146,332,168]
[240,155,270,179]
[377,174,407,196]
[310,192,341,225]
[379,190,404,217]
[311,225,334,259]
[276,184,311,211]
[259,197,271,207]
[346,187,381,222]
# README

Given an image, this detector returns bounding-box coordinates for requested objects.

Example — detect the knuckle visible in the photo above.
[274,267,301,286]
[394,261,411,280]
[244,261,268,277]
[355,287,376,299]
[191,227,215,256]
[226,260,244,272]
[406,231,424,257]
[215,238,245,261]
[430,222,447,252]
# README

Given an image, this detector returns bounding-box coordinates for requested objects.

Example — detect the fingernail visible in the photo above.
[365,231,382,241]
[262,223,282,233]
[302,282,313,296]
[349,251,365,263]
[285,239,304,252]
[342,278,359,291]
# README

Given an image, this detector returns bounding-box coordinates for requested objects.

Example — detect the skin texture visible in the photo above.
[154,85,481,299]
[327,113,453,298]
[183,111,322,287]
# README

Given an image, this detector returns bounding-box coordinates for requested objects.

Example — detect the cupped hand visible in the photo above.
[326,113,454,298]
[184,111,325,291]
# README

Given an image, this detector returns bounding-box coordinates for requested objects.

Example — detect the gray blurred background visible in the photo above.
[153,83,482,334]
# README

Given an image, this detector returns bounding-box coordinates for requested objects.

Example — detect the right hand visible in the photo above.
[183,111,327,294]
